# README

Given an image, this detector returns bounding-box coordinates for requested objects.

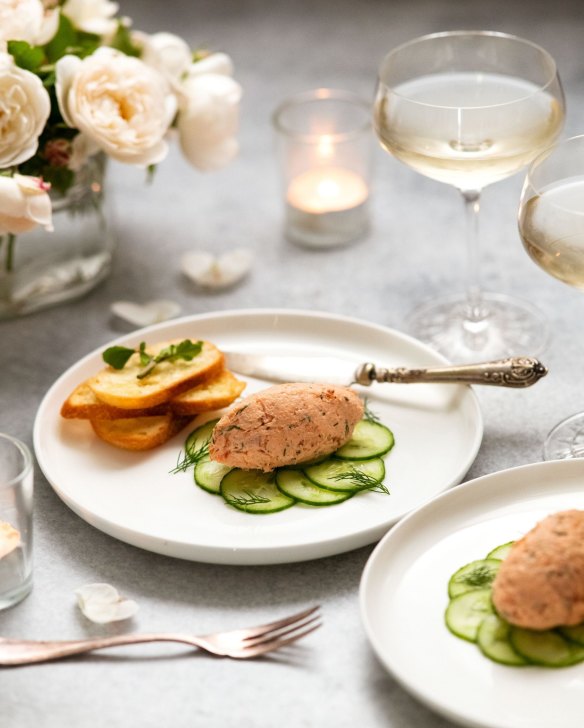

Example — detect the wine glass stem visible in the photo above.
[461,189,487,324]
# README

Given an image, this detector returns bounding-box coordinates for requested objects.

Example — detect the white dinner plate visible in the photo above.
[34,309,482,565]
[360,459,584,728]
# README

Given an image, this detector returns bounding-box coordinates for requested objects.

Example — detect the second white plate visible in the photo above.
[34,309,482,564]
[360,458,584,728]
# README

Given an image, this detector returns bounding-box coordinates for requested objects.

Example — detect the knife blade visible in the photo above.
[224,352,357,386]
[223,352,548,388]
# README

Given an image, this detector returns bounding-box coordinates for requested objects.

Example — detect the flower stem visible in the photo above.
[5,234,16,273]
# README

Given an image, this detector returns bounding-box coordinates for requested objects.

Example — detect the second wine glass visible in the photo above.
[374,31,565,360]
[518,134,584,460]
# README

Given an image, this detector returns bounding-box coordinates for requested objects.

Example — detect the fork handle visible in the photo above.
[355,356,548,388]
[0,634,199,666]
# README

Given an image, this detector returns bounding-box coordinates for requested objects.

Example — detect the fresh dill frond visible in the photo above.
[332,468,389,494]
[363,399,381,424]
[224,490,271,507]
[170,440,210,474]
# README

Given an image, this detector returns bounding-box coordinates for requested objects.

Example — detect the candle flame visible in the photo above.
[317,134,334,159]
[317,178,340,199]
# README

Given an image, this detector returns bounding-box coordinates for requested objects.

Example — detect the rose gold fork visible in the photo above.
[0,605,321,666]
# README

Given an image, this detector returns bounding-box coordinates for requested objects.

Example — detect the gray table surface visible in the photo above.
[2,0,584,726]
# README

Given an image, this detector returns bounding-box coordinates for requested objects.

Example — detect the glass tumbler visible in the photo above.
[0,433,33,610]
[273,88,373,248]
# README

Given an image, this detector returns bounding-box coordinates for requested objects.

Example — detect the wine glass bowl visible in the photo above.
[518,134,584,460]
[375,31,565,360]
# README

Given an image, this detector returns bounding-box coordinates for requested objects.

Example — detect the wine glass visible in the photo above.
[374,31,565,360]
[518,134,584,460]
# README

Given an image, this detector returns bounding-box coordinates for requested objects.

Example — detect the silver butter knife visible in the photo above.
[224,352,548,389]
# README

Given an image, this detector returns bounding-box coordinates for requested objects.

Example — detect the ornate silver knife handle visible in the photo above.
[354,356,547,388]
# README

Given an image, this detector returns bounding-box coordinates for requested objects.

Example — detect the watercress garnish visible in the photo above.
[102,339,203,379]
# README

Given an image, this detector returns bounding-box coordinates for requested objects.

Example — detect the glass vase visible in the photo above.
[0,155,114,319]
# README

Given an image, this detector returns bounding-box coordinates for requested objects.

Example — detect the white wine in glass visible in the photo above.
[518,135,584,460]
[375,31,565,360]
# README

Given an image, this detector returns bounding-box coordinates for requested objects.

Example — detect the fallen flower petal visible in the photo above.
[111,299,181,327]
[181,248,253,289]
[75,583,139,624]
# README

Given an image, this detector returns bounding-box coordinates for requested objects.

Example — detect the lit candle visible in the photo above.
[285,166,369,247]
[287,167,369,214]
[273,90,372,248]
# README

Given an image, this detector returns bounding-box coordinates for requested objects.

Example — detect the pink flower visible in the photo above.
[43,139,72,168]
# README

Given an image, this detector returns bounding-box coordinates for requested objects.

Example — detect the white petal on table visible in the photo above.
[75,583,139,624]
[181,248,253,289]
[111,300,181,327]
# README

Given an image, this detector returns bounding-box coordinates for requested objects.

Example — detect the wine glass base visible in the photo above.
[543,413,584,461]
[405,292,549,362]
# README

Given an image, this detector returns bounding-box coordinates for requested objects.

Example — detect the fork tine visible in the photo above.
[243,613,321,647]
[236,622,322,658]
[238,605,320,639]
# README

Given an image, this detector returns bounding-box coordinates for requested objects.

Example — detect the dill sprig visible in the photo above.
[363,399,381,424]
[170,440,210,475]
[332,468,389,494]
[224,490,271,507]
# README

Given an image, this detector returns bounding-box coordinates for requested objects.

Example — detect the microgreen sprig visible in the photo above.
[103,339,203,379]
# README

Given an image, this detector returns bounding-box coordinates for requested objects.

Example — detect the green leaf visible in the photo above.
[156,339,203,364]
[109,21,142,57]
[138,342,152,367]
[7,41,45,71]
[44,13,77,63]
[41,165,75,196]
[175,339,204,360]
[41,69,57,88]
[102,345,136,370]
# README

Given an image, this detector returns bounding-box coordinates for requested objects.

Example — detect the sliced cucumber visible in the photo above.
[448,559,502,598]
[445,588,494,642]
[486,541,515,561]
[304,457,385,492]
[194,460,232,495]
[185,418,219,456]
[334,420,394,460]
[276,469,352,506]
[510,627,584,667]
[559,624,584,646]
[220,469,296,514]
[477,615,529,666]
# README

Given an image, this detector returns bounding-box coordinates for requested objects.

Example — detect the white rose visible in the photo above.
[0,0,57,45]
[0,174,52,235]
[178,73,242,171]
[0,53,50,168]
[185,53,234,80]
[135,31,192,82]
[61,0,118,36]
[56,48,176,167]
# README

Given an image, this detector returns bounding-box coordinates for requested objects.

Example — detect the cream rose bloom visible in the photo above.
[177,56,242,172]
[184,53,234,80]
[0,0,58,45]
[61,0,119,36]
[135,31,192,82]
[0,174,52,235]
[56,48,176,167]
[0,53,51,168]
